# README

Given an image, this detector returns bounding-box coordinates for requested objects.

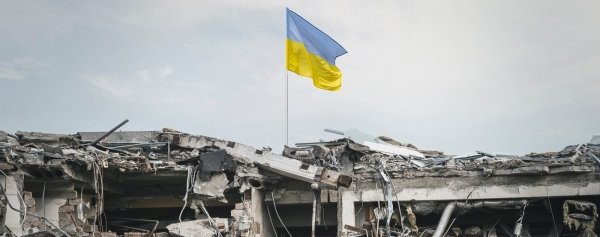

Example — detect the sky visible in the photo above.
[0,0,599,155]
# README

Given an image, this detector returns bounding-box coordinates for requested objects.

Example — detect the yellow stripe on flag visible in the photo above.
[286,39,342,91]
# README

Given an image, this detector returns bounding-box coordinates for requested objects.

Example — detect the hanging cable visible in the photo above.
[0,169,26,230]
[198,200,223,237]
[355,190,364,218]
[42,181,46,218]
[179,167,192,222]
[545,186,559,236]
[385,169,408,233]
[516,201,527,224]
[0,181,71,237]
[265,200,279,237]
[311,190,317,237]
[271,190,293,237]
[487,217,502,236]
[90,150,106,232]
[514,200,528,237]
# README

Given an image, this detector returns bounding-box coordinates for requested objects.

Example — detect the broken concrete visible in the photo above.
[0,127,598,237]
[166,219,218,237]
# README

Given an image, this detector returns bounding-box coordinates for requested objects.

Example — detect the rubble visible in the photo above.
[166,219,219,237]
[0,125,598,237]
[563,200,598,233]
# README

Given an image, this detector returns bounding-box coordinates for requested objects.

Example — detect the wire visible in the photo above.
[355,189,365,220]
[516,201,528,224]
[92,160,105,231]
[487,217,502,236]
[271,190,293,237]
[545,186,559,236]
[265,200,279,237]
[0,181,71,237]
[0,169,26,230]
[386,169,407,232]
[374,180,382,236]
[42,181,46,218]
[90,150,106,232]
[417,228,433,237]
[375,181,381,213]
[179,167,192,222]
[442,216,457,237]
[311,192,317,237]
[198,200,223,237]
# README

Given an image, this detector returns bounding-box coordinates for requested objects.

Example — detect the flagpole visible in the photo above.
[285,8,289,147]
[285,71,289,146]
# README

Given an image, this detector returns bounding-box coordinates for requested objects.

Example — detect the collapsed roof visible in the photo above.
[0,124,598,237]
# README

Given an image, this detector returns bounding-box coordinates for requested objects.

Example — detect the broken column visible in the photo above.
[250,188,274,237]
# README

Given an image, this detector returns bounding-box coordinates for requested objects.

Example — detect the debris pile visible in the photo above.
[285,129,599,181]
[0,125,598,237]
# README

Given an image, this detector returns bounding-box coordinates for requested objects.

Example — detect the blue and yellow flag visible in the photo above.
[286,8,347,91]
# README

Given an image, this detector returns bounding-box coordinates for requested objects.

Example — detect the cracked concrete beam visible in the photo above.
[161,129,352,189]
[15,132,79,147]
[78,131,158,144]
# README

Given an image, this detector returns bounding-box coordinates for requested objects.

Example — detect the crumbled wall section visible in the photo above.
[563,200,598,231]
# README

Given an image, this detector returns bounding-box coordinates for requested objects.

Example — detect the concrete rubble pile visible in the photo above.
[286,133,600,180]
[0,125,598,237]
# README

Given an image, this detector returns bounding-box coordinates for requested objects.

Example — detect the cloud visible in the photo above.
[136,65,173,83]
[87,64,173,101]
[85,64,219,110]
[0,58,48,81]
[0,67,24,81]
[87,75,133,100]
[2,1,599,155]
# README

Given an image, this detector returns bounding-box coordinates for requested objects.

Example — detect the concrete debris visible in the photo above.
[0,126,599,237]
[166,219,219,237]
[403,205,417,233]
[410,202,437,216]
[463,226,482,237]
[325,128,426,158]
[377,136,418,150]
[563,200,598,231]
[195,150,235,181]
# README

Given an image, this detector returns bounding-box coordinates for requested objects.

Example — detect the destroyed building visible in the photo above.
[0,124,599,237]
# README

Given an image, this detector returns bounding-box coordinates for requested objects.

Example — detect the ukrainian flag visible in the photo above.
[286,8,347,91]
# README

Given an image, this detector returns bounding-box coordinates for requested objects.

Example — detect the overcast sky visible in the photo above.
[1,0,599,155]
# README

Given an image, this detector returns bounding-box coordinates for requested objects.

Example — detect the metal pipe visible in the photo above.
[295,141,347,147]
[110,142,167,149]
[324,128,345,136]
[90,119,129,146]
[311,195,317,237]
[6,133,18,139]
[588,152,600,165]
[94,144,133,155]
[432,202,457,237]
[456,199,528,209]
